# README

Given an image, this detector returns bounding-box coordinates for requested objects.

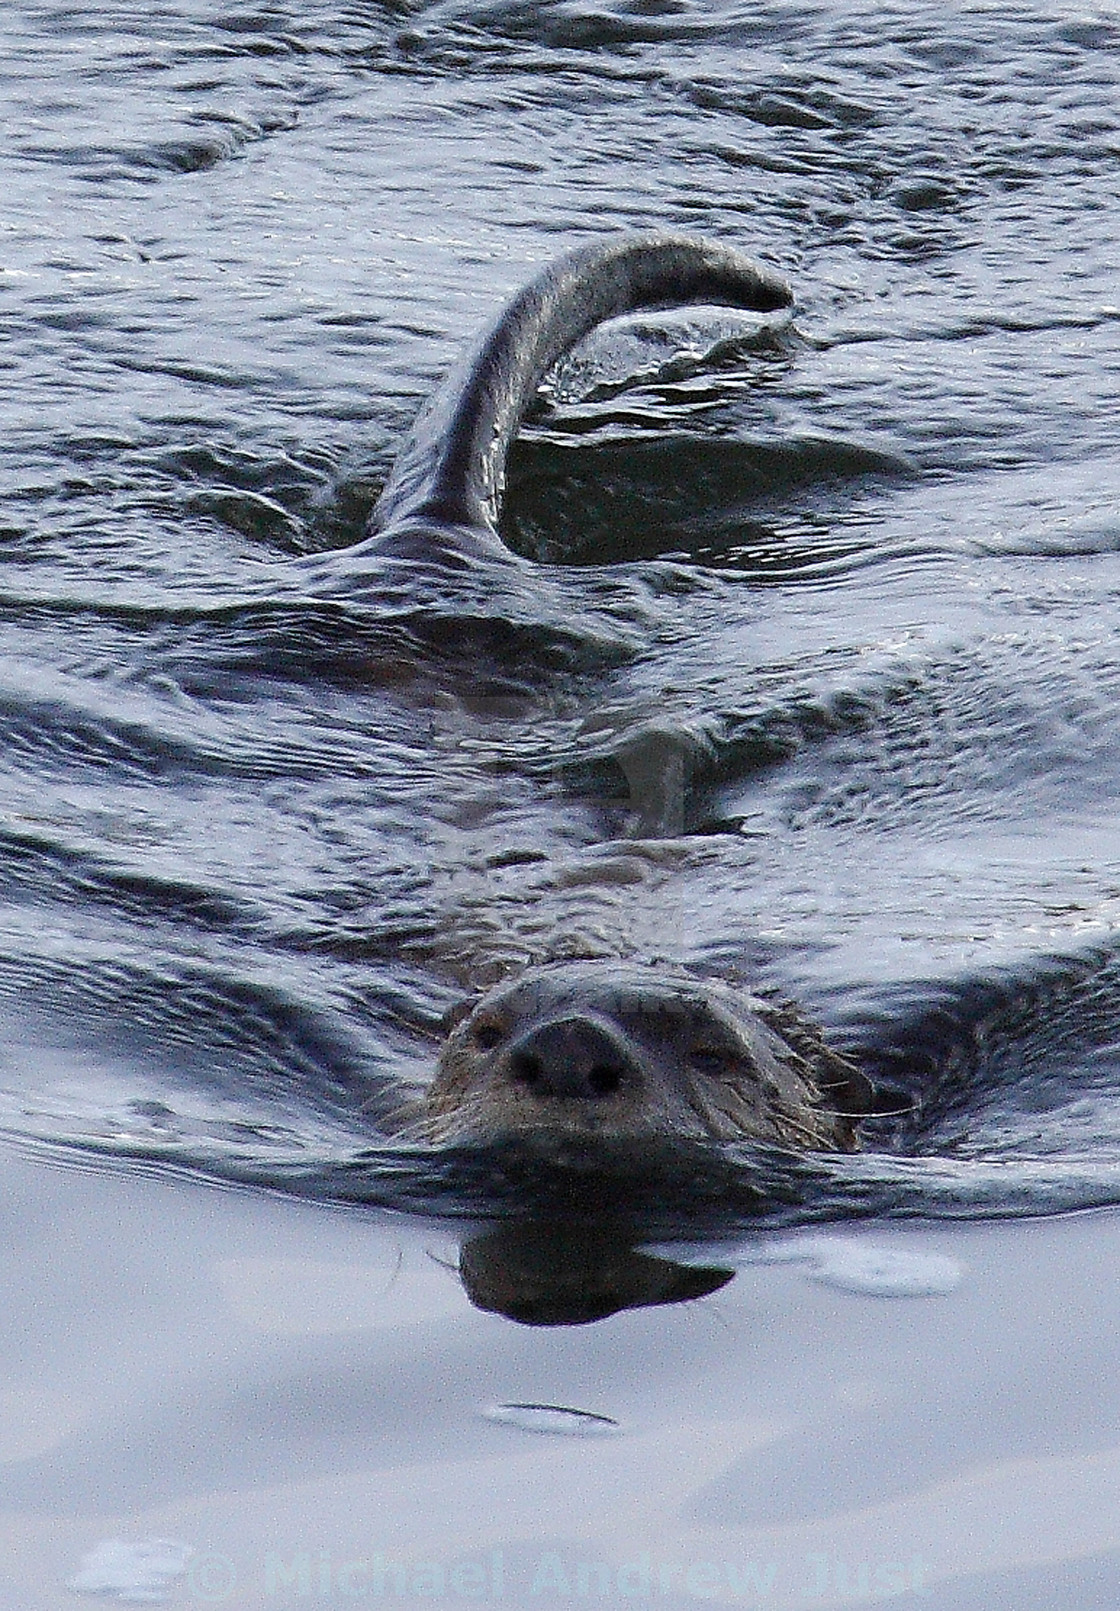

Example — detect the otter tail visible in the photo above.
[370,233,792,539]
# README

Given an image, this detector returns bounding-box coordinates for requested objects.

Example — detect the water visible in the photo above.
[3,0,1120,1228]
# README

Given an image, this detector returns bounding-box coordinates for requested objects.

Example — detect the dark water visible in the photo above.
[4,0,1120,1229]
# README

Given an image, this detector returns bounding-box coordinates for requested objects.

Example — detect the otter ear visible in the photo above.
[817,1050,874,1120]
[759,1000,874,1123]
[440,994,481,1035]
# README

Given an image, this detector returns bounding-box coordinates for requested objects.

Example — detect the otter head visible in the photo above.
[420,963,869,1152]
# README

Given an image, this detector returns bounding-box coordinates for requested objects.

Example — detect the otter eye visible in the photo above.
[690,1044,731,1076]
[471,1018,504,1052]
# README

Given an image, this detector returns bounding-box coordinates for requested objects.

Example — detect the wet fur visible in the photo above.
[417,963,870,1151]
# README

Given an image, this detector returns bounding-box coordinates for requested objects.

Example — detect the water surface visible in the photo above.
[6,3,1120,1606]
[3,1,1120,1221]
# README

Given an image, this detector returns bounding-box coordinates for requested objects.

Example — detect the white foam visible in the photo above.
[67,1539,192,1602]
[804,1239,963,1297]
[727,1235,964,1297]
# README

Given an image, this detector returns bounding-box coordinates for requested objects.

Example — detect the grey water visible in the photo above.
[4,0,1120,1228]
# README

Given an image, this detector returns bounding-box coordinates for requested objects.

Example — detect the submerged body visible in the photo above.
[366,234,867,1152]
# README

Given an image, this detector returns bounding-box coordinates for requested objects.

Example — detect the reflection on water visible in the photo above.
[4,1150,1116,1609]
[459,1220,733,1325]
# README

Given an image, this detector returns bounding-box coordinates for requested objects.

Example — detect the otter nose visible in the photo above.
[505,1015,638,1101]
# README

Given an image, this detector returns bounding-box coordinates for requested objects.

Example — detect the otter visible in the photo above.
[359,234,869,1152]
[418,962,871,1152]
